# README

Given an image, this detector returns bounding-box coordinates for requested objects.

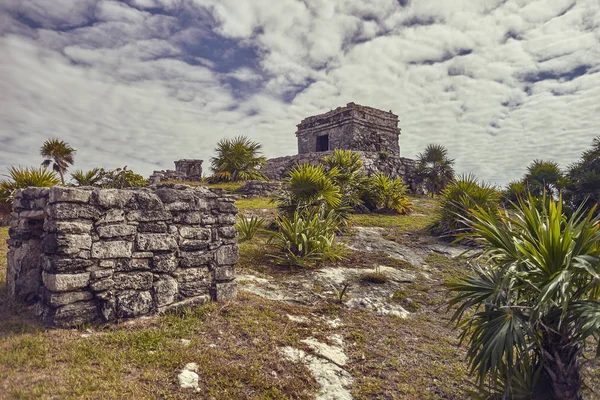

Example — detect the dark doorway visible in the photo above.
[316,135,329,152]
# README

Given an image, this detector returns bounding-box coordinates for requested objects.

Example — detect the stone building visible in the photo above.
[149,159,203,184]
[296,102,401,155]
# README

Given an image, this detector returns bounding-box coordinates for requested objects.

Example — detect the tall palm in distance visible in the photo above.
[415,143,455,197]
[210,136,266,182]
[40,138,76,185]
[523,159,563,197]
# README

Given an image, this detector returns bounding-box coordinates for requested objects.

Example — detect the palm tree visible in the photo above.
[415,143,455,197]
[449,194,600,400]
[523,159,563,197]
[210,136,266,182]
[40,138,76,184]
[563,136,600,215]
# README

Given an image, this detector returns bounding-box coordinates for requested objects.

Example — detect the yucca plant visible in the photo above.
[361,173,413,215]
[0,166,61,203]
[430,174,499,237]
[40,138,76,185]
[448,194,600,400]
[71,168,103,186]
[276,163,345,219]
[210,136,267,182]
[235,214,265,241]
[268,209,345,267]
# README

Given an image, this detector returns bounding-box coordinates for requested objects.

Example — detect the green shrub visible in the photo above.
[415,143,455,196]
[268,209,345,267]
[235,214,265,241]
[210,136,266,182]
[71,166,146,189]
[430,174,499,237]
[276,163,344,218]
[0,166,61,203]
[563,136,600,215]
[523,159,563,197]
[321,149,366,209]
[500,179,527,207]
[360,173,413,215]
[71,168,103,186]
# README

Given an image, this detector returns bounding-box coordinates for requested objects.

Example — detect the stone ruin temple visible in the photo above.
[262,102,418,190]
[149,159,204,184]
[6,184,237,327]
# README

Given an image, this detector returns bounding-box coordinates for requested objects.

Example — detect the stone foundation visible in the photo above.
[262,151,420,191]
[6,184,237,327]
[238,180,282,198]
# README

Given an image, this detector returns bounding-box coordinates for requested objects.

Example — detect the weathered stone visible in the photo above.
[152,253,178,273]
[91,241,133,259]
[46,203,99,220]
[99,260,116,269]
[43,233,92,255]
[50,300,99,327]
[44,220,92,234]
[99,297,116,322]
[97,224,137,238]
[179,251,214,268]
[49,187,91,204]
[90,278,114,292]
[7,241,44,302]
[136,233,177,251]
[216,214,236,225]
[179,240,209,251]
[42,271,90,292]
[211,282,237,302]
[128,191,164,211]
[92,189,133,209]
[216,245,238,265]
[132,251,153,258]
[48,291,93,307]
[20,210,45,220]
[217,200,237,213]
[126,210,171,222]
[41,256,96,273]
[112,272,153,291]
[150,160,203,185]
[90,269,113,280]
[115,258,150,272]
[218,226,238,239]
[137,221,168,233]
[154,276,178,306]
[172,212,204,225]
[238,180,282,197]
[117,291,153,318]
[97,209,126,225]
[179,226,210,240]
[213,266,235,282]
[176,267,210,297]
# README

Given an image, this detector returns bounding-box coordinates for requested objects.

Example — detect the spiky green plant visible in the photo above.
[448,194,600,400]
[210,136,266,182]
[361,173,413,215]
[276,163,345,218]
[71,168,103,186]
[415,143,455,197]
[235,214,265,241]
[40,138,76,184]
[331,282,351,304]
[524,159,563,197]
[501,180,528,207]
[268,209,345,267]
[321,149,368,209]
[430,174,499,237]
[0,166,60,203]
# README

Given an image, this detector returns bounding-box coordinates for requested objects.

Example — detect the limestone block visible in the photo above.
[91,241,134,259]
[7,240,44,301]
[112,272,153,291]
[92,189,133,209]
[90,278,114,292]
[50,300,99,328]
[42,271,90,292]
[47,203,99,220]
[49,187,91,204]
[172,212,204,225]
[126,210,171,222]
[176,267,210,297]
[152,253,178,273]
[48,291,93,307]
[19,210,46,220]
[211,282,237,302]
[136,233,177,251]
[41,255,96,273]
[97,224,137,238]
[179,240,209,251]
[44,220,93,234]
[99,297,116,322]
[97,209,126,225]
[218,226,238,239]
[154,276,178,306]
[216,214,236,225]
[178,251,214,268]
[213,265,235,282]
[115,258,150,272]
[90,269,113,280]
[179,226,210,240]
[117,291,153,318]
[137,222,168,233]
[201,215,217,225]
[43,233,92,255]
[216,245,238,265]
[129,191,164,211]
[217,200,237,213]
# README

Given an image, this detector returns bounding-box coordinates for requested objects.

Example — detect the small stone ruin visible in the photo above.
[6,184,238,327]
[238,180,282,198]
[149,159,204,184]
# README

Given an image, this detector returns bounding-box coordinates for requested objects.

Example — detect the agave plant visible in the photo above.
[449,194,600,400]
[268,209,345,267]
[40,138,76,185]
[210,136,267,182]
[430,174,499,237]
[235,214,265,241]
[71,168,103,186]
[0,166,61,203]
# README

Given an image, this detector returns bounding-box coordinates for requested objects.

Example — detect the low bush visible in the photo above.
[0,166,61,203]
[71,166,147,189]
[361,173,413,215]
[429,174,499,237]
[235,214,265,241]
[268,209,345,267]
[500,179,527,207]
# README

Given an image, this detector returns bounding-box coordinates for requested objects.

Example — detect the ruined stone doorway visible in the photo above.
[316,135,329,152]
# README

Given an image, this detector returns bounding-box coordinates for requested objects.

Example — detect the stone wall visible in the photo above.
[149,159,203,184]
[296,103,401,155]
[262,151,420,192]
[238,180,282,198]
[6,184,238,327]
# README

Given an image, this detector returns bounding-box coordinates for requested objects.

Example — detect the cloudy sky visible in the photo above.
[1,0,599,185]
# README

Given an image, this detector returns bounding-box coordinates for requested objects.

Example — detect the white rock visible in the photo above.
[178,363,200,391]
[301,337,348,366]
[180,339,191,347]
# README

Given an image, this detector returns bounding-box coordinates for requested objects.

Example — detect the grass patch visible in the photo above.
[162,180,246,192]
[359,267,388,284]
[349,195,438,232]
[235,197,275,211]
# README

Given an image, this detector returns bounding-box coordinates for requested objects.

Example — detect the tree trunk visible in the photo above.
[58,169,65,185]
[541,328,583,400]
